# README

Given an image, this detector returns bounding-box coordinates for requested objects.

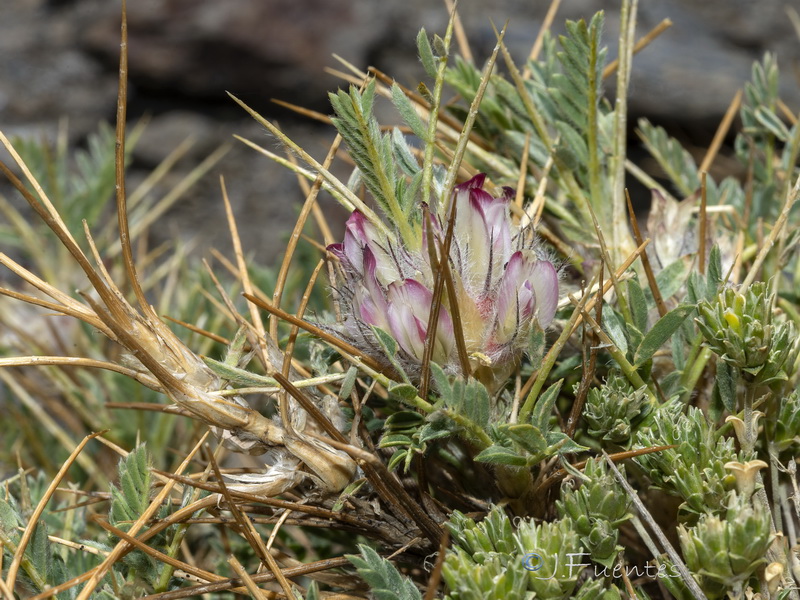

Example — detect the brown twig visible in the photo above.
[423,529,450,600]
[419,23,507,400]
[206,449,276,571]
[536,445,676,494]
[523,0,563,74]
[140,556,353,600]
[4,431,105,593]
[279,259,325,437]
[699,89,742,174]
[113,0,152,320]
[625,190,667,317]
[602,18,673,79]
[161,315,230,345]
[242,292,391,377]
[274,378,404,530]
[73,433,209,600]
[269,114,345,345]
[93,518,225,587]
[227,555,270,599]
[566,266,603,438]
[443,0,472,63]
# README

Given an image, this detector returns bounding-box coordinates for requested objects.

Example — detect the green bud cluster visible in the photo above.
[443,507,528,600]
[678,494,773,599]
[442,550,528,600]
[696,282,799,385]
[443,506,626,599]
[634,402,738,518]
[583,374,650,444]
[446,506,516,562]
[572,578,623,600]
[556,458,630,568]
[515,518,583,598]
[774,390,800,453]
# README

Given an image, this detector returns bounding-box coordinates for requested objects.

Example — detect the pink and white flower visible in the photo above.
[328,174,559,388]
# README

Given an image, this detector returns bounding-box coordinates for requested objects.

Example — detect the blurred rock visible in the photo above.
[1,0,798,258]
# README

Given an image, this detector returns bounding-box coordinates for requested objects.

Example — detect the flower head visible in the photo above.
[328,174,559,389]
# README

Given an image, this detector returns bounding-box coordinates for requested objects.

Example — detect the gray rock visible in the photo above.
[1,0,798,258]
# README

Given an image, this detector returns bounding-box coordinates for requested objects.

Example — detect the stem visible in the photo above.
[768,440,783,532]
[743,383,756,456]
[420,10,457,211]
[681,347,713,404]
[519,282,596,423]
[574,298,657,401]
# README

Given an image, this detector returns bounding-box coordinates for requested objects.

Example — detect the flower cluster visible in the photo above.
[556,458,630,568]
[328,174,559,389]
[582,373,650,444]
[634,402,739,518]
[678,493,772,597]
[696,282,799,385]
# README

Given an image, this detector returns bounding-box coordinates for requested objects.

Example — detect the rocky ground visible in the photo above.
[1,0,799,259]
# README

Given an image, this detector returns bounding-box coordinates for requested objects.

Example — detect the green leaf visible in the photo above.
[417,422,452,443]
[391,128,422,177]
[650,259,689,304]
[387,449,410,472]
[686,272,706,305]
[304,581,320,600]
[346,545,423,600]
[636,119,700,197]
[474,445,528,466]
[391,85,428,142]
[671,327,686,372]
[338,366,359,399]
[628,276,649,333]
[634,304,694,367]
[715,360,737,414]
[545,433,589,455]
[388,382,420,401]
[384,411,425,432]
[223,326,249,366]
[753,106,790,142]
[555,120,589,165]
[371,326,411,383]
[204,356,278,387]
[430,362,451,400]
[463,378,491,428]
[330,81,407,231]
[110,445,152,533]
[333,479,368,512]
[416,29,437,79]
[0,497,21,539]
[506,424,549,454]
[30,520,52,589]
[602,305,628,355]
[531,380,564,432]
[707,245,723,297]
[379,434,413,449]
